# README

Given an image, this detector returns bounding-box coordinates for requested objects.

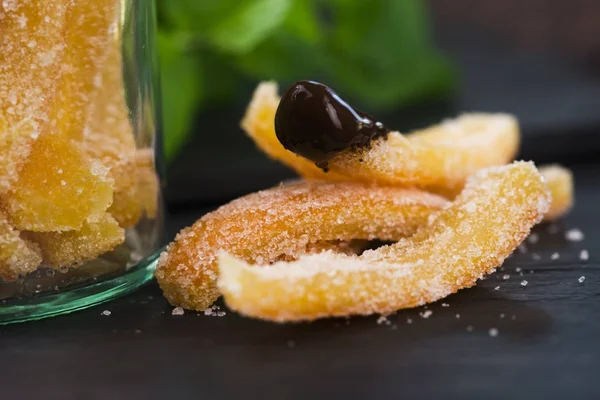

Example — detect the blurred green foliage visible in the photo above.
[158,0,455,159]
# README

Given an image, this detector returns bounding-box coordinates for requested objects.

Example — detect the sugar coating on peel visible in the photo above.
[331,113,520,189]
[82,135,142,228]
[108,155,143,227]
[54,0,120,141]
[83,10,135,151]
[0,211,42,282]
[0,1,72,192]
[77,6,142,228]
[81,12,136,155]
[242,82,519,195]
[155,181,447,311]
[3,133,114,232]
[539,164,573,221]
[25,213,124,268]
[84,12,136,152]
[218,162,550,322]
[275,240,370,261]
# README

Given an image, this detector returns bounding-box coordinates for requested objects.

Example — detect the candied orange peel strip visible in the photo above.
[3,133,114,232]
[107,156,143,228]
[82,133,142,228]
[0,0,123,233]
[83,16,136,151]
[25,213,124,268]
[55,0,120,141]
[0,211,42,282]
[539,164,573,221]
[155,181,447,311]
[82,0,133,145]
[80,8,146,227]
[75,1,148,228]
[242,82,520,193]
[218,162,549,322]
[0,1,72,192]
[0,0,149,278]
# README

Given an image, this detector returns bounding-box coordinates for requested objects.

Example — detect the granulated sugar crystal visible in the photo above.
[172,307,185,316]
[565,229,584,242]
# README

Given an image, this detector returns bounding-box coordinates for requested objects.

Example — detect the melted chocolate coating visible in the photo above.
[274,81,389,170]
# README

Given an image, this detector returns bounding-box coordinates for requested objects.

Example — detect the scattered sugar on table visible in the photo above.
[171,307,184,316]
[565,229,584,242]
[527,233,539,244]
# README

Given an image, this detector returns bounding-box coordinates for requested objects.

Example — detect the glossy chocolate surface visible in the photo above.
[274,81,389,170]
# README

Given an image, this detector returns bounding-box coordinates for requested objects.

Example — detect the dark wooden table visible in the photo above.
[0,162,598,399]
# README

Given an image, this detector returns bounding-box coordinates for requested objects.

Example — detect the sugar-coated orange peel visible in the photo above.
[242,82,520,194]
[155,181,447,311]
[218,162,549,322]
[0,0,158,281]
[3,133,114,232]
[56,0,120,142]
[539,164,573,221]
[0,1,71,192]
[24,213,124,269]
[0,211,42,282]
[79,5,145,228]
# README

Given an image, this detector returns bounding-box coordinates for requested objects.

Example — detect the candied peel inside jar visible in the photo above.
[0,0,160,299]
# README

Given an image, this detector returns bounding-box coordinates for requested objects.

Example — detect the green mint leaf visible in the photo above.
[325,0,385,51]
[209,0,293,54]
[159,1,234,33]
[161,0,292,54]
[231,0,328,80]
[158,32,204,160]
[233,32,328,81]
[326,0,455,108]
[283,0,321,44]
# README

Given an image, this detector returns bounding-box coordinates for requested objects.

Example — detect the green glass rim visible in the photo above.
[0,247,165,325]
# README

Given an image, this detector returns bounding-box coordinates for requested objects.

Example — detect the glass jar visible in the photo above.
[0,0,162,324]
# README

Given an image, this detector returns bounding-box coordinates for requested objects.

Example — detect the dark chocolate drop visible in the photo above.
[274,81,389,169]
